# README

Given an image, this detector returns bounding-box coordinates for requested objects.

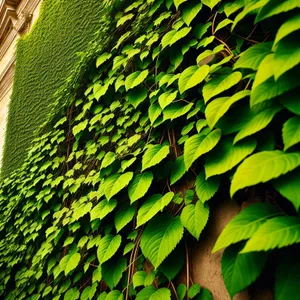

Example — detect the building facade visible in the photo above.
[0,0,41,164]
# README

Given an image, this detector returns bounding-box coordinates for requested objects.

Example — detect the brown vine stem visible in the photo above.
[170,281,179,300]
[211,12,218,35]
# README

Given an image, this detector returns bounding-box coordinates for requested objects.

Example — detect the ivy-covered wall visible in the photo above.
[1,0,114,177]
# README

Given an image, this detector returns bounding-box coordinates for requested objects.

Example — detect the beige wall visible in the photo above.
[0,0,42,165]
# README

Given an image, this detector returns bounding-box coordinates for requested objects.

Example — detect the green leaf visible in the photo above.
[158,90,178,110]
[97,234,122,264]
[114,204,136,232]
[215,19,233,33]
[117,13,134,27]
[184,129,221,170]
[205,137,257,178]
[101,152,116,169]
[59,252,81,276]
[174,0,187,10]
[137,287,171,300]
[280,92,300,115]
[142,144,170,171]
[178,65,210,94]
[195,170,220,202]
[163,102,194,121]
[92,266,102,283]
[282,116,300,151]
[125,70,149,91]
[102,258,127,290]
[64,288,80,300]
[241,216,300,253]
[198,288,213,300]
[182,1,202,26]
[272,38,300,80]
[212,203,280,252]
[196,119,208,133]
[273,169,300,211]
[275,253,300,300]
[233,106,281,144]
[231,151,300,196]
[203,72,242,103]
[126,87,148,108]
[222,243,268,298]
[234,42,272,70]
[140,214,184,269]
[180,200,209,239]
[201,0,221,10]
[73,120,88,136]
[170,156,186,185]
[161,27,191,49]
[90,199,117,221]
[133,271,147,288]
[256,0,300,23]
[177,284,187,300]
[274,14,300,46]
[128,172,153,204]
[137,192,174,227]
[205,90,250,129]
[106,290,124,300]
[104,172,133,200]
[96,52,112,68]
[148,103,162,125]
[188,284,201,298]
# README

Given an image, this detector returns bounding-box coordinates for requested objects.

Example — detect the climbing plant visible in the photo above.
[0,0,300,299]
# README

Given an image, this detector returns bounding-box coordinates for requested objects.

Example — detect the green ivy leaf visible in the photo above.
[64,288,80,300]
[126,86,148,108]
[205,137,257,178]
[92,266,102,283]
[203,72,242,103]
[125,70,149,91]
[59,252,81,276]
[102,258,127,290]
[178,65,210,94]
[148,103,162,125]
[201,0,221,10]
[177,284,187,300]
[205,90,250,129]
[241,216,300,253]
[136,287,171,300]
[174,0,187,10]
[222,243,268,298]
[282,116,300,151]
[195,170,220,202]
[273,169,300,211]
[96,52,112,68]
[128,172,153,204]
[180,200,209,239]
[73,120,89,136]
[188,284,201,298]
[104,172,133,200]
[133,271,147,288]
[158,90,178,109]
[231,151,300,196]
[142,144,170,171]
[114,204,136,233]
[182,1,202,26]
[140,214,184,269]
[161,27,191,49]
[97,234,122,264]
[90,199,117,221]
[213,203,280,252]
[163,102,194,121]
[116,13,134,27]
[170,156,186,185]
[101,152,116,169]
[184,129,221,170]
[137,192,174,227]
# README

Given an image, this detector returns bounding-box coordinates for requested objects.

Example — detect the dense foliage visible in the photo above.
[1,0,115,177]
[1,0,300,299]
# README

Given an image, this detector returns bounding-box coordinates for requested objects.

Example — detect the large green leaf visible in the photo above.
[195,170,220,202]
[241,216,300,253]
[140,214,184,269]
[178,65,210,94]
[256,0,300,22]
[273,169,300,211]
[201,0,221,9]
[205,137,257,178]
[182,1,202,26]
[148,103,162,125]
[274,14,300,46]
[282,116,300,150]
[212,203,280,252]
[114,204,136,233]
[180,200,209,239]
[90,199,117,221]
[163,102,194,121]
[102,258,127,290]
[222,243,268,298]
[170,156,186,185]
[59,252,81,276]
[233,106,281,144]
[137,192,174,227]
[234,42,272,70]
[280,93,300,115]
[97,234,121,264]
[104,172,133,200]
[252,53,275,89]
[125,70,149,91]
[161,27,191,49]
[126,86,148,108]
[174,0,187,10]
[205,90,250,129]
[142,144,170,171]
[275,253,300,300]
[158,90,178,109]
[136,287,171,300]
[231,151,300,196]
[273,38,300,80]
[203,72,242,103]
[184,129,221,170]
[128,172,153,204]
